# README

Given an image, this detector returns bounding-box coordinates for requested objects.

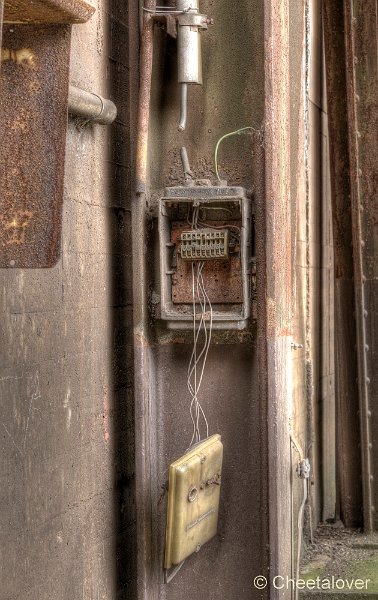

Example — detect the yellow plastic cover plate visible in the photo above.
[164,434,223,569]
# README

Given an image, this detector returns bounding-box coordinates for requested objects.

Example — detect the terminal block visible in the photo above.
[180,229,229,260]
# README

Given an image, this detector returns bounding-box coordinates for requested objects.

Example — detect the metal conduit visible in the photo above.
[68,85,117,125]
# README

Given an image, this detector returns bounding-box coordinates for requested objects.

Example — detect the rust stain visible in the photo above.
[2,210,33,245]
[8,107,30,132]
[1,47,35,66]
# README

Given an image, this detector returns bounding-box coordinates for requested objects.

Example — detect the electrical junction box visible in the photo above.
[159,184,252,329]
[164,434,223,569]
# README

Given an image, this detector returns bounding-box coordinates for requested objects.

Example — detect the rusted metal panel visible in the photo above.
[171,221,243,304]
[343,0,378,532]
[3,0,95,24]
[0,25,71,268]
[323,0,363,529]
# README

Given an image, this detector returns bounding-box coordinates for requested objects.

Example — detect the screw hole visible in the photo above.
[188,486,198,502]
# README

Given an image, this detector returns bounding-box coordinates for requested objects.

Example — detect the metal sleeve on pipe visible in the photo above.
[68,85,117,125]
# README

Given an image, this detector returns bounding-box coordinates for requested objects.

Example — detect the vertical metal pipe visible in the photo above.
[176,0,203,130]
[178,83,188,131]
[133,3,158,599]
[177,18,203,85]
[135,2,155,193]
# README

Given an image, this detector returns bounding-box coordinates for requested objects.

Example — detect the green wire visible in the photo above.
[214,126,254,182]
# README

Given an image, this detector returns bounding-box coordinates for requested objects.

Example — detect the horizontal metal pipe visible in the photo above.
[68,85,117,125]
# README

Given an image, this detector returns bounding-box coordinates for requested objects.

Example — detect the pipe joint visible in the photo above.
[68,85,117,125]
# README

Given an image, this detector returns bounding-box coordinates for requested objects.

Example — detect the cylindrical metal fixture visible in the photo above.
[177,0,203,85]
[176,0,208,130]
[68,85,117,125]
[177,26,203,84]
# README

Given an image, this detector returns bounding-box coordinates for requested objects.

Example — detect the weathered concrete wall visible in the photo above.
[0,1,136,598]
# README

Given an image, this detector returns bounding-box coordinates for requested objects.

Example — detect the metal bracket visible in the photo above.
[177,13,209,29]
[296,459,311,479]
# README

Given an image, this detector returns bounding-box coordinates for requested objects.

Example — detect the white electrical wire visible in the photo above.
[195,265,212,435]
[185,206,213,450]
[187,262,212,448]
[296,478,308,600]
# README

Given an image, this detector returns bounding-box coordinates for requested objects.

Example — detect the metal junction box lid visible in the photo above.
[165,434,223,569]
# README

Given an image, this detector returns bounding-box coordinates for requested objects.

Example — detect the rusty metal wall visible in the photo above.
[323,0,363,528]
[323,0,378,531]
[343,0,378,531]
[0,25,71,268]
[0,2,96,269]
